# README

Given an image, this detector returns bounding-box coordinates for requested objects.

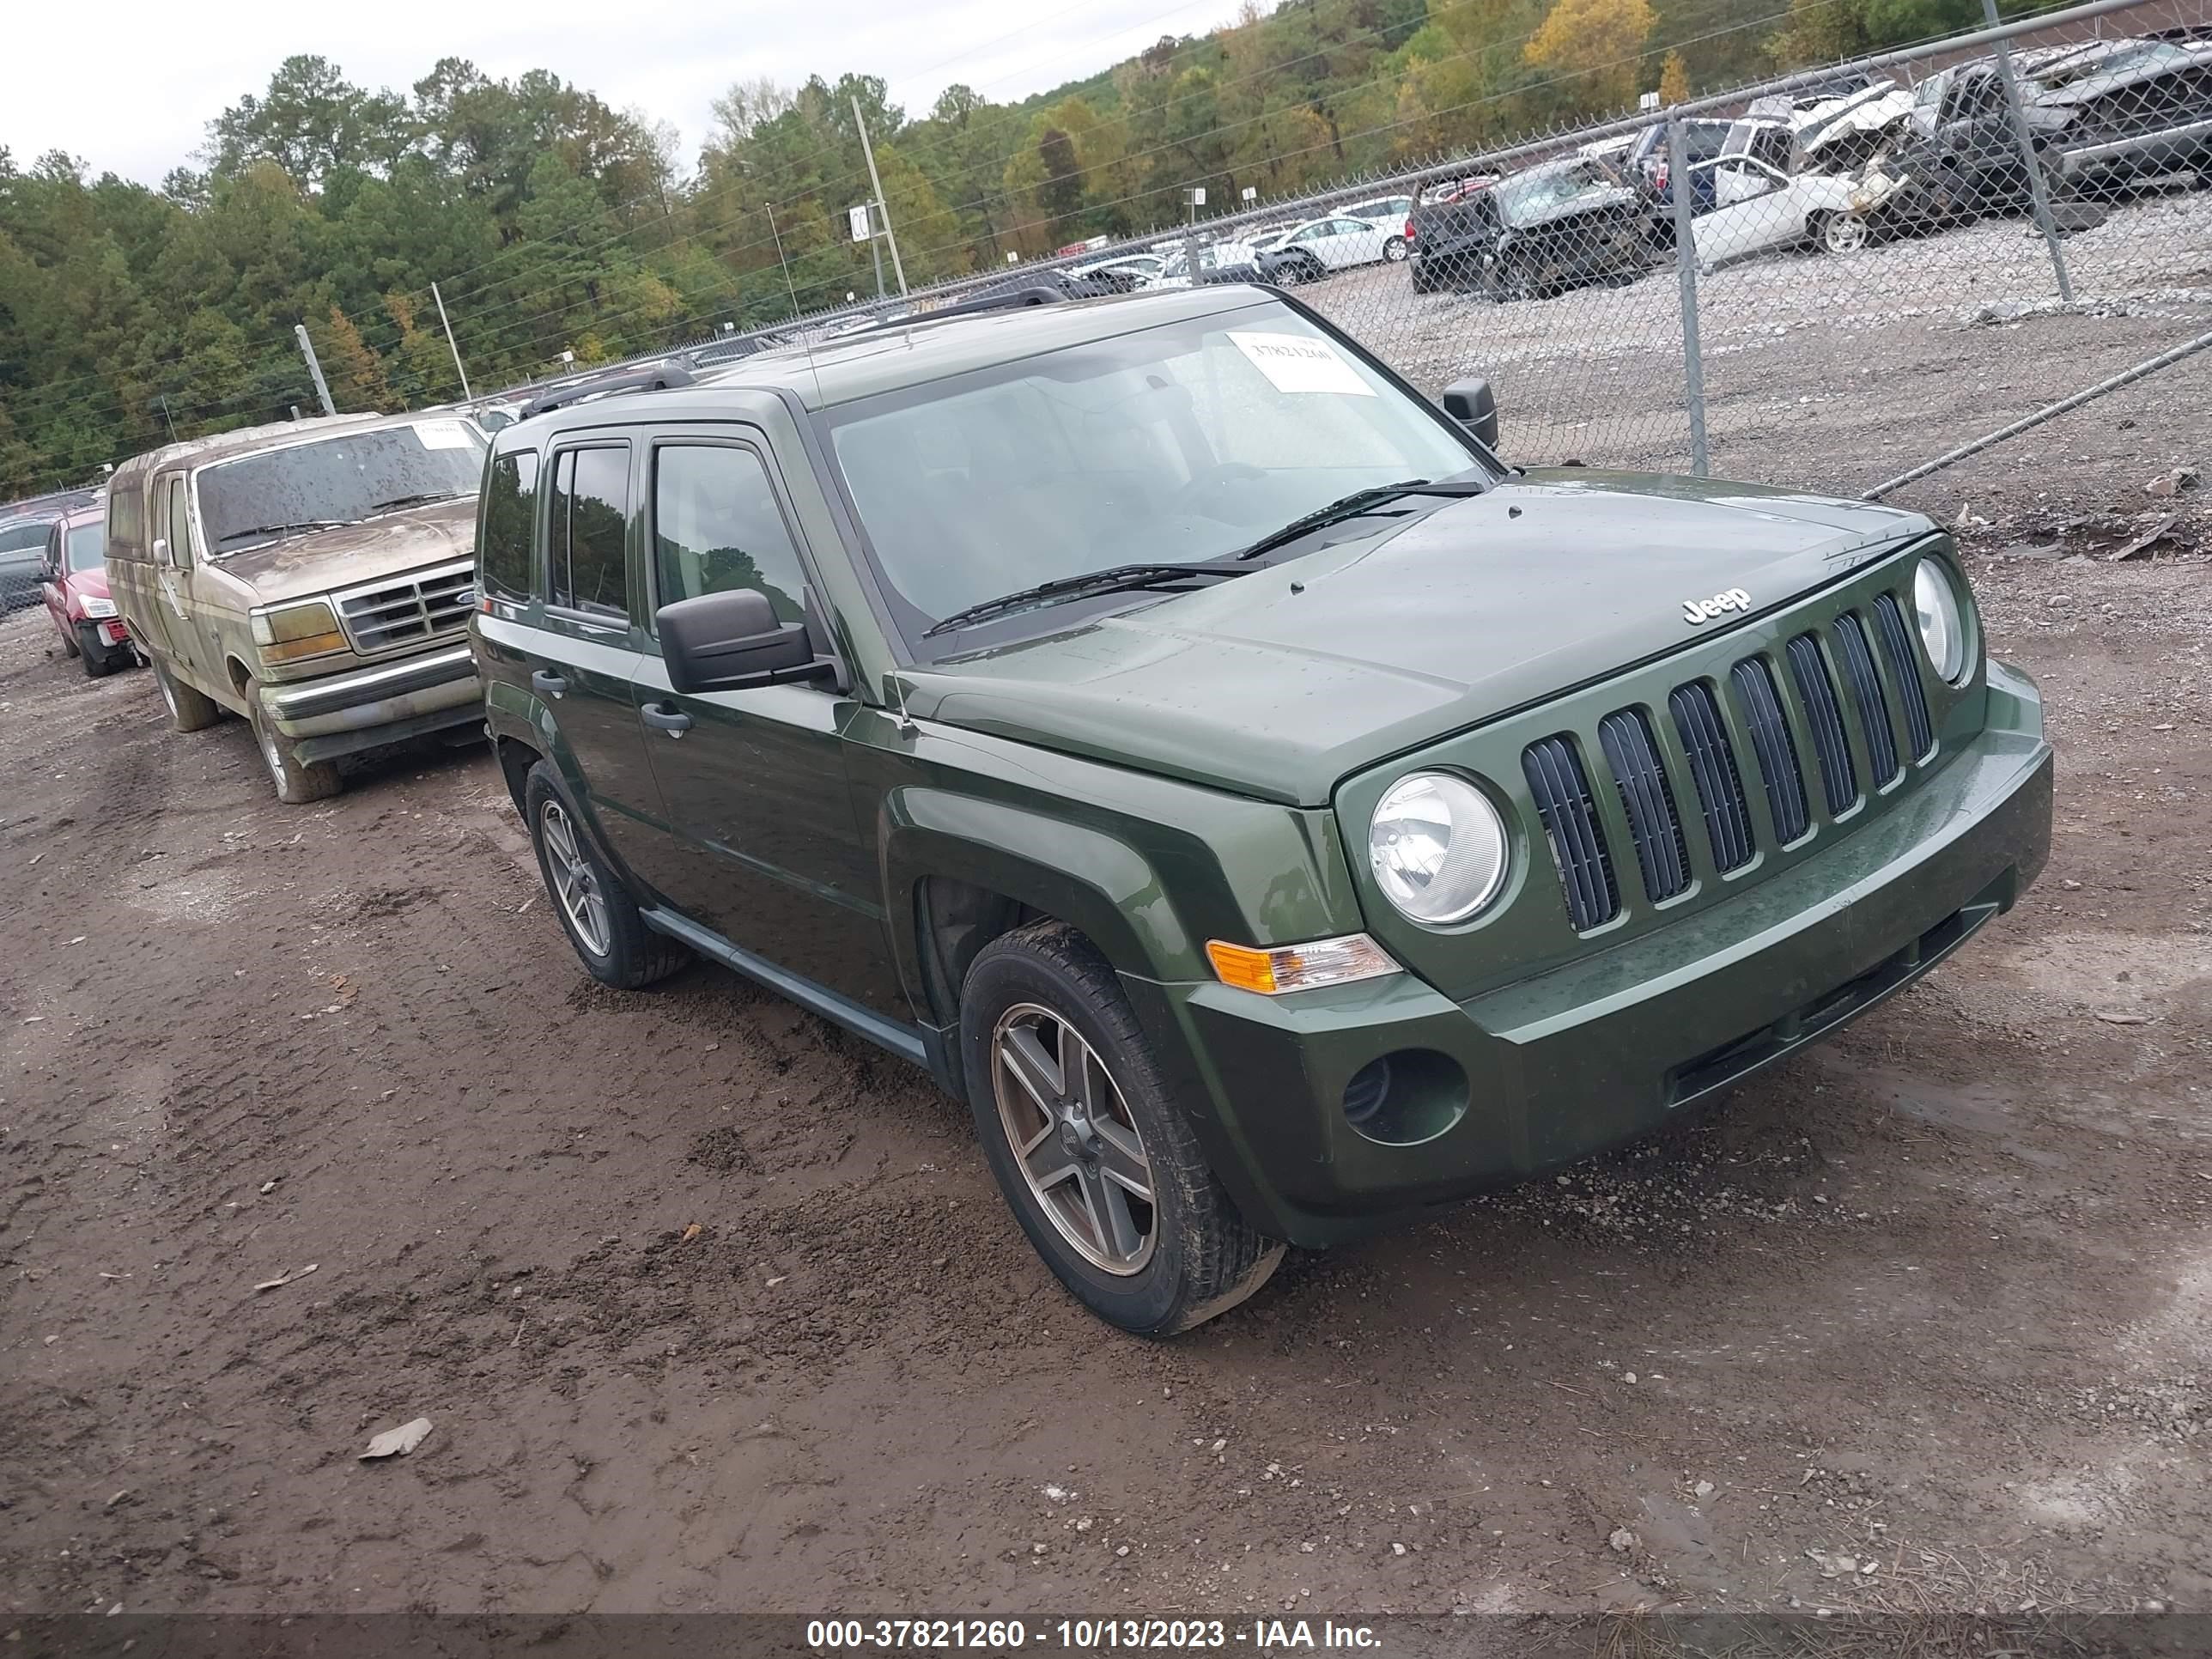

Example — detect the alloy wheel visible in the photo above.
[539,799,611,957]
[992,1002,1157,1274]
[1822,213,1869,255]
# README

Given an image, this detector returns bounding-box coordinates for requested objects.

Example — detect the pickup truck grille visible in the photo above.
[333,561,474,654]
[1525,584,1936,929]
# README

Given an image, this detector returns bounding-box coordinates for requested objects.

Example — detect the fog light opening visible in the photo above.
[1340,1049,1468,1146]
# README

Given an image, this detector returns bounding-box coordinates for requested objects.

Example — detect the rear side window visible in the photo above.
[653,445,807,623]
[549,445,631,620]
[478,450,539,601]
[108,489,143,556]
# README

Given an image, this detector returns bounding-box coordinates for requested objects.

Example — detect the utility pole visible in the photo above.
[851,95,908,297]
[430,282,474,401]
[294,323,337,416]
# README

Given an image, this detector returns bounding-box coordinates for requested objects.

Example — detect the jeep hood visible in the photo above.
[911,471,1934,806]
[210,499,476,605]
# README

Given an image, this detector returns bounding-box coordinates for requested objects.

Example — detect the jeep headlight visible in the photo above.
[250,599,348,663]
[1912,557,1966,683]
[1368,772,1508,925]
[79,595,118,619]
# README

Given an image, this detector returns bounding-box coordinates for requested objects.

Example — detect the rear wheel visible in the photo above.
[246,678,341,805]
[960,921,1285,1335]
[1382,234,1408,263]
[523,761,690,989]
[150,656,222,732]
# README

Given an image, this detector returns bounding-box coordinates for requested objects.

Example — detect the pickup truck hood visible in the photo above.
[208,500,476,606]
[912,471,1934,806]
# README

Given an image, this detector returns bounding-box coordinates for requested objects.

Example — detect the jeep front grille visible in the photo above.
[333,561,475,654]
[1522,735,1620,931]
[1523,586,1936,932]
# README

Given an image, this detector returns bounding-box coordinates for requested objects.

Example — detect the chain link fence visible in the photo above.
[517,0,2208,513]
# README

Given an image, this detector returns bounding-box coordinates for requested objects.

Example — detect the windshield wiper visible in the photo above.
[1235,478,1489,562]
[215,519,358,548]
[923,562,1253,638]
[365,491,467,514]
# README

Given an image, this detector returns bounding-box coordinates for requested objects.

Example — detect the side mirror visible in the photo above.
[659,588,830,695]
[1442,377,1501,452]
[152,536,173,568]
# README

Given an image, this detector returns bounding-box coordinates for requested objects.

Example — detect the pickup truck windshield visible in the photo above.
[823,302,1487,639]
[198,422,485,553]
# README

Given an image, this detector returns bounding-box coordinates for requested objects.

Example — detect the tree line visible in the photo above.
[0,0,1990,497]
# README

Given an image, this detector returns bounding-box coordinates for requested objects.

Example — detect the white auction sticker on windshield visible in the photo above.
[413,419,476,450]
[1227,331,1376,397]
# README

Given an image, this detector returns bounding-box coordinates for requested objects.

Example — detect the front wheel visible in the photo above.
[76,625,118,678]
[960,921,1284,1335]
[1817,211,1869,256]
[246,678,340,804]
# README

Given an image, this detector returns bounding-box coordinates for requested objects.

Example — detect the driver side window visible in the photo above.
[166,477,194,569]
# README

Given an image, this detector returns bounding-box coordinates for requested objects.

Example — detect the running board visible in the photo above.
[638,904,929,1068]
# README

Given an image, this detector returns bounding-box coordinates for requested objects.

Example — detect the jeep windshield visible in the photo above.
[198,421,485,554]
[822,301,1492,648]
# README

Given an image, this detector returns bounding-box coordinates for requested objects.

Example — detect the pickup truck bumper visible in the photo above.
[260,642,482,763]
[1127,664,2053,1249]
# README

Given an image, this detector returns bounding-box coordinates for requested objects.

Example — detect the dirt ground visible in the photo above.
[3,329,2210,1629]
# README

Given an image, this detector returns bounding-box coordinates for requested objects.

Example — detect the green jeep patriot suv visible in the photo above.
[471,285,2051,1335]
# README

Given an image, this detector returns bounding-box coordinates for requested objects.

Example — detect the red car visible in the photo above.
[39,503,135,678]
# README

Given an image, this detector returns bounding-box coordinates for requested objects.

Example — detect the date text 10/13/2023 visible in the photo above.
[805,1619,1383,1650]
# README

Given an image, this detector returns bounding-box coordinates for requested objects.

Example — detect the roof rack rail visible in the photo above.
[860,283,1070,332]
[520,358,696,419]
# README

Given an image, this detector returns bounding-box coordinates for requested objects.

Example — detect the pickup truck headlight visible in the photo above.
[78,596,118,619]
[1913,557,1966,682]
[250,599,349,664]
[1368,772,1508,924]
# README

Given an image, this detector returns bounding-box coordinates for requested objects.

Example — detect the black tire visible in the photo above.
[960,921,1284,1336]
[522,760,689,989]
[58,618,81,658]
[150,655,222,732]
[1410,261,1437,295]
[246,677,341,804]
[77,625,117,678]
[1382,234,1408,263]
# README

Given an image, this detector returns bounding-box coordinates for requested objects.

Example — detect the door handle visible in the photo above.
[641,702,692,737]
[531,669,568,698]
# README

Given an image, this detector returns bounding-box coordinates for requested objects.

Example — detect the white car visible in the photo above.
[1686,155,1870,266]
[1260,214,1410,281]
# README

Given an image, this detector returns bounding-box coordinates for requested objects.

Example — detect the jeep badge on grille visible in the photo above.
[1683,587,1753,625]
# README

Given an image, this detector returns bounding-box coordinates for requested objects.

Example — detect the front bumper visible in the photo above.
[1128,665,2052,1249]
[259,642,482,763]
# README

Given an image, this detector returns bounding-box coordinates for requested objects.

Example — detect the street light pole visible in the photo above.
[431,282,474,401]
[851,96,908,297]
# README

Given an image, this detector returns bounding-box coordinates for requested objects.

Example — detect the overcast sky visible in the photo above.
[3,0,1243,187]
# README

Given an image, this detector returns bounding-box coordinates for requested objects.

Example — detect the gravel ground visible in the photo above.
[1,254,2209,1632]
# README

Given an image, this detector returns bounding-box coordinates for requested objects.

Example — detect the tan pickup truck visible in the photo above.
[106,413,488,802]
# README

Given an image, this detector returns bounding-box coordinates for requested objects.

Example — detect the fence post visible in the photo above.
[1666,112,1711,477]
[1980,0,2075,302]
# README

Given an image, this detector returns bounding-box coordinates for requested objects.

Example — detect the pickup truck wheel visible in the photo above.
[150,657,222,732]
[961,921,1285,1335]
[523,762,690,989]
[246,679,341,805]
[58,619,82,658]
